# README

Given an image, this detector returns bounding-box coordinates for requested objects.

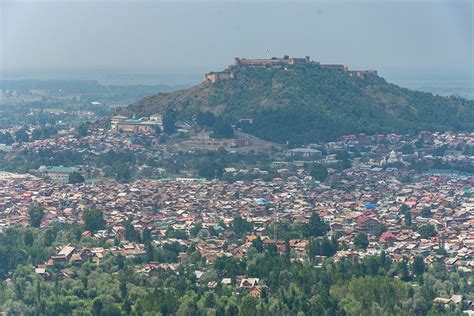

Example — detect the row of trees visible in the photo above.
[0,139,275,184]
[0,251,456,315]
[0,146,137,182]
[1,213,470,315]
[0,126,60,145]
[399,204,438,238]
[159,109,235,139]
[196,111,235,138]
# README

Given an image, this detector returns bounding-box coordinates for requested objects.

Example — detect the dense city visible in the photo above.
[0,98,473,314]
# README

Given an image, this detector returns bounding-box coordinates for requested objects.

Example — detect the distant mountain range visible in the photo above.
[121,58,474,145]
[0,79,177,96]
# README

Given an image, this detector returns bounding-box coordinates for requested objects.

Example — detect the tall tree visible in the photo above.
[163,108,177,134]
[399,204,409,215]
[14,128,29,143]
[421,207,431,218]
[115,164,132,183]
[418,224,436,239]
[197,159,224,179]
[412,255,425,277]
[354,232,369,250]
[76,123,88,138]
[320,237,336,256]
[309,164,328,181]
[124,219,141,242]
[405,211,412,227]
[68,172,85,184]
[231,216,253,236]
[240,295,258,316]
[28,205,45,228]
[196,111,216,128]
[212,119,234,139]
[304,212,329,237]
[0,132,13,145]
[284,237,291,262]
[142,228,152,244]
[252,236,264,253]
[82,208,106,232]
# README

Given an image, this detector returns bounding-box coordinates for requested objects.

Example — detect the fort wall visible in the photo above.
[204,72,235,83]
[203,56,377,83]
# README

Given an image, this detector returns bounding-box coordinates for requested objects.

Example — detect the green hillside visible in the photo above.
[121,64,474,145]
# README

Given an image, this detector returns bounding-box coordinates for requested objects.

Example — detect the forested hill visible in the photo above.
[121,64,474,145]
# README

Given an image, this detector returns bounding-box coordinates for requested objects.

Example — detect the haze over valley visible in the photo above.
[0,1,473,315]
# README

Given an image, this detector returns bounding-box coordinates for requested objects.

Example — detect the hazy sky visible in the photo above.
[1,0,473,76]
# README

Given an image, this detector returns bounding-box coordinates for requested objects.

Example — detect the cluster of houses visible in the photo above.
[0,163,464,303]
[285,131,473,168]
[0,158,472,269]
[0,124,472,304]
[2,116,473,185]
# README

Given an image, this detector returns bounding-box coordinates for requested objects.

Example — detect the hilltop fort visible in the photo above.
[204,55,377,82]
[122,55,473,145]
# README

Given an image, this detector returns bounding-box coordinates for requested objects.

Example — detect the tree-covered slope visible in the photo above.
[121,64,474,145]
